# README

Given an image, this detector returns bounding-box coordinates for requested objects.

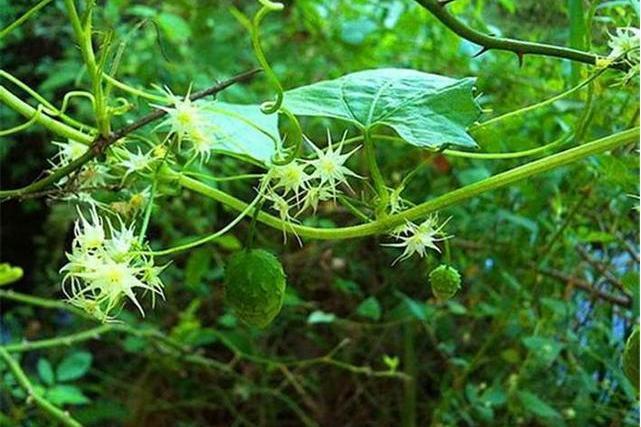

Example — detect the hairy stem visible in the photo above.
[173,128,638,241]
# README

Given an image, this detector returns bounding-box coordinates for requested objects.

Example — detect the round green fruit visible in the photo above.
[429,264,461,300]
[224,249,286,328]
[622,327,639,393]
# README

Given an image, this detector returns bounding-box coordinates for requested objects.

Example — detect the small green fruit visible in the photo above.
[622,327,639,393]
[429,264,461,300]
[224,249,286,328]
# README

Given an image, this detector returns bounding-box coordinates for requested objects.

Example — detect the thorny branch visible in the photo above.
[0,68,262,201]
[413,0,629,70]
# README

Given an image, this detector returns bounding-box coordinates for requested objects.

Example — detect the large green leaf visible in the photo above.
[283,68,481,149]
[199,101,280,164]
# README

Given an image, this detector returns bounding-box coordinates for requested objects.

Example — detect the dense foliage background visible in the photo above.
[1,0,639,426]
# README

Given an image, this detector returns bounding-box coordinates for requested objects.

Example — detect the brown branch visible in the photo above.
[575,245,630,295]
[109,68,262,141]
[413,0,629,71]
[532,265,632,308]
[0,68,262,201]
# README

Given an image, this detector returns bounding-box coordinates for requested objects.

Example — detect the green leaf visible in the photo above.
[355,296,382,320]
[517,390,560,419]
[56,352,92,382]
[446,300,467,315]
[307,310,336,324]
[498,0,516,13]
[122,335,147,353]
[522,336,563,365]
[333,278,363,296]
[0,263,23,286]
[628,0,640,18]
[37,358,55,386]
[382,355,399,371]
[184,249,211,291]
[46,385,90,406]
[283,68,480,149]
[394,291,430,321]
[199,102,280,163]
[157,12,191,42]
[622,327,639,393]
[481,387,507,406]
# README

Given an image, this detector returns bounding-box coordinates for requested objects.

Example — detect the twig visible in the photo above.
[575,245,630,294]
[531,265,632,307]
[615,232,640,264]
[413,0,628,70]
[1,289,405,383]
[0,347,83,427]
[17,184,122,201]
[3,325,113,353]
[0,68,262,200]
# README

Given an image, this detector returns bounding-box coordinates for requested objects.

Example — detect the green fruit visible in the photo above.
[429,264,461,300]
[224,249,286,328]
[623,327,639,393]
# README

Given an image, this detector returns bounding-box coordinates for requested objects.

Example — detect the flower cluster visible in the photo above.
[154,88,217,162]
[50,138,161,207]
[60,206,165,322]
[607,27,640,84]
[49,139,114,204]
[260,131,361,239]
[384,215,451,264]
[112,146,155,182]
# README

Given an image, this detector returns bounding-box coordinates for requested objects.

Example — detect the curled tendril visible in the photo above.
[0,104,45,136]
[232,1,285,115]
[270,107,303,166]
[109,97,134,116]
[58,90,96,116]
[0,69,96,131]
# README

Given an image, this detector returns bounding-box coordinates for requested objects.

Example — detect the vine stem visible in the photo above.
[470,67,608,132]
[364,129,390,216]
[0,69,95,131]
[169,127,638,242]
[0,69,262,200]
[63,0,109,135]
[0,85,94,144]
[0,347,83,427]
[0,0,53,40]
[413,0,627,70]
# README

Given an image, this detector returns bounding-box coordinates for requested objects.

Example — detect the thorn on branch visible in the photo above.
[516,52,524,67]
[438,0,456,5]
[472,46,489,58]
